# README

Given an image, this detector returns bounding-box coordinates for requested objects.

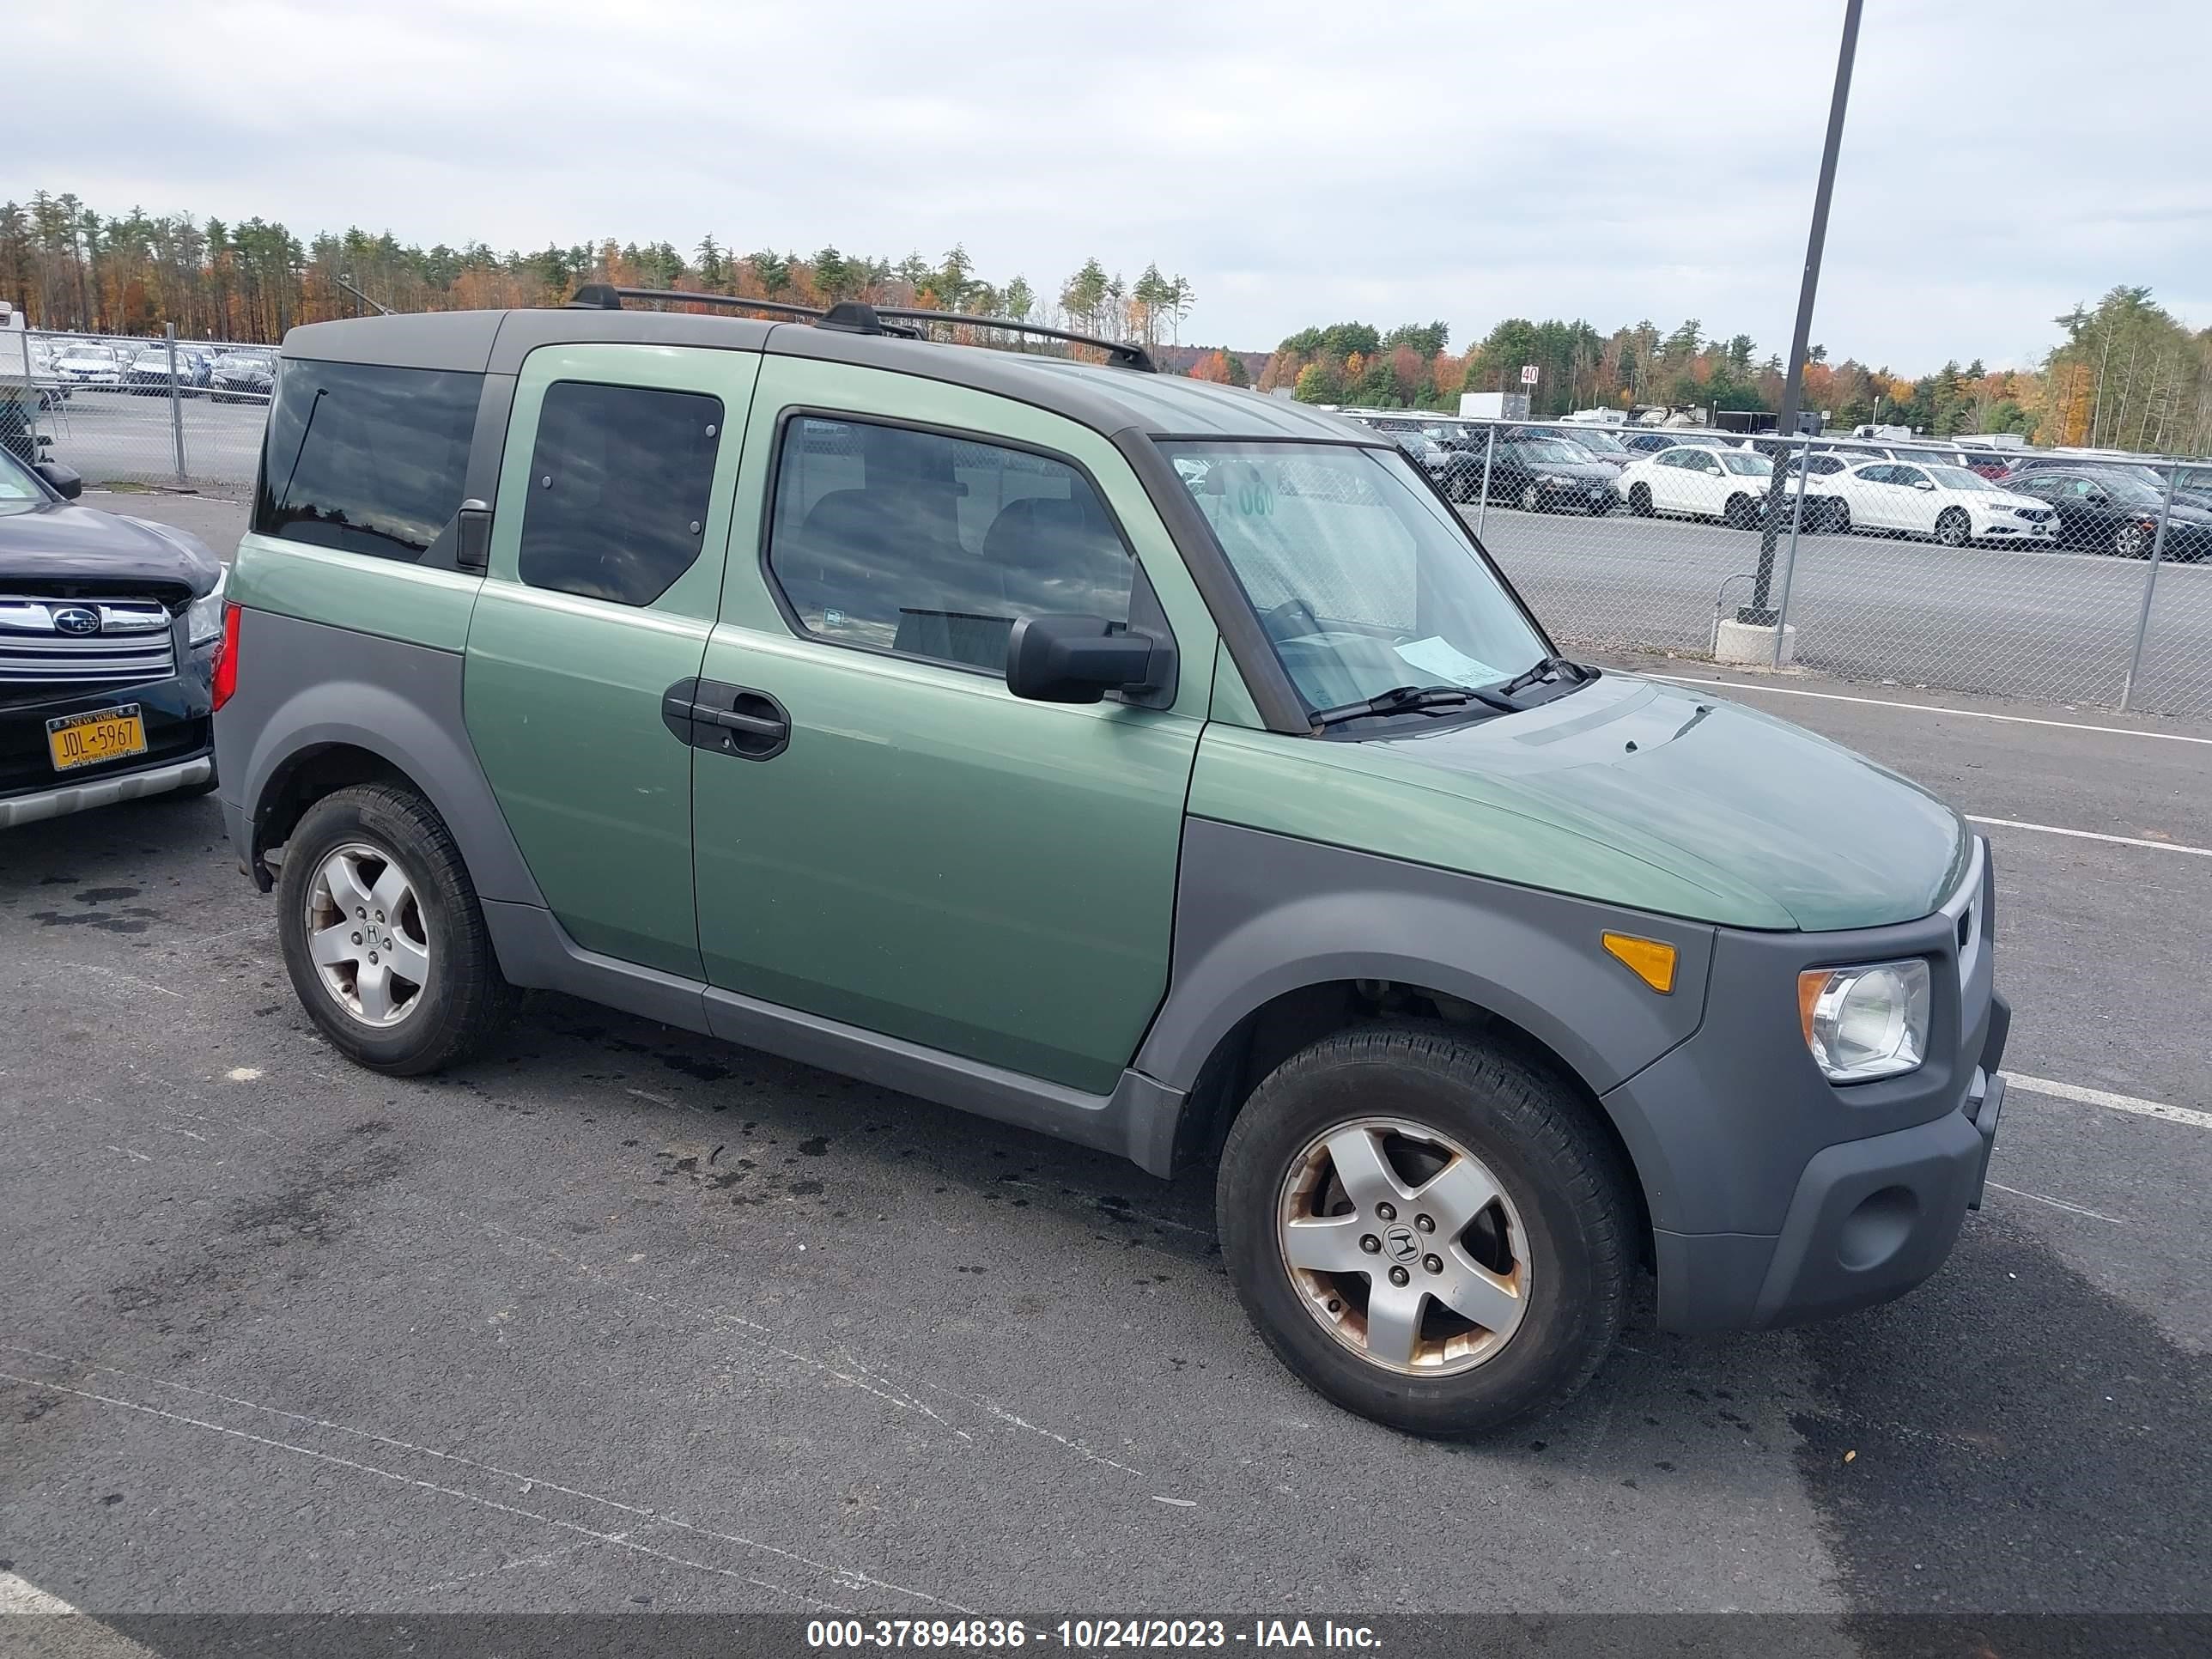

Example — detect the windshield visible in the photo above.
[1720,452,1772,476]
[2090,475,2164,506]
[1926,465,1991,490]
[0,451,45,505]
[1168,441,1547,715]
[1513,440,1590,465]
[1563,428,1628,454]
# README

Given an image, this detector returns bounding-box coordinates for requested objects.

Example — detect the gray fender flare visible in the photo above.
[234,660,544,910]
[1133,824,1717,1215]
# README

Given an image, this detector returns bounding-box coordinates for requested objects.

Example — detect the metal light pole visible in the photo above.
[1746,0,1863,625]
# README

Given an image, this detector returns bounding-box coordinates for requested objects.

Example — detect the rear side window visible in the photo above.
[254,360,481,562]
[515,381,723,607]
[764,416,1134,672]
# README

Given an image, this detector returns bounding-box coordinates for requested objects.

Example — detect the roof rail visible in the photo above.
[568,283,825,319]
[868,307,1155,373]
[562,285,1154,372]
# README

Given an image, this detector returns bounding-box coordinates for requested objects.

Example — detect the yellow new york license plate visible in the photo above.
[47,704,148,772]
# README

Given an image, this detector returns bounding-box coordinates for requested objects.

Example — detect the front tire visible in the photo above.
[1217,1023,1635,1437]
[1520,483,1543,513]
[2114,522,2150,559]
[277,782,520,1075]
[1627,483,1654,517]
[1936,507,1972,549]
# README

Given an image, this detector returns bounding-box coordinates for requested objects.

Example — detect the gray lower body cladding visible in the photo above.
[1152,818,2004,1334]
[484,898,1186,1173]
[214,608,544,908]
[1620,842,2006,1331]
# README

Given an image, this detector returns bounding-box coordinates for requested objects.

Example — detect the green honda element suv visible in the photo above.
[213,289,2008,1436]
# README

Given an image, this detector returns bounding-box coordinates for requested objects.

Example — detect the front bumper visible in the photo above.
[1534,479,1617,510]
[0,753,212,827]
[0,636,216,827]
[1607,836,2008,1334]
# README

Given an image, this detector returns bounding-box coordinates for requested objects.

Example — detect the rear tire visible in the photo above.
[1627,483,1654,517]
[1827,500,1850,535]
[277,782,520,1075]
[1217,1022,1635,1438]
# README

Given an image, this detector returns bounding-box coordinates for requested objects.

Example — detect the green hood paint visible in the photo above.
[1191,674,1968,932]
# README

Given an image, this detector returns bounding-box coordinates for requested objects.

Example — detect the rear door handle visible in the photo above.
[661,678,791,761]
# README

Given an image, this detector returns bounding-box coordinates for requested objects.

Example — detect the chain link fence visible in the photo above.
[5,327,273,491]
[1350,413,2212,719]
[9,326,2209,719]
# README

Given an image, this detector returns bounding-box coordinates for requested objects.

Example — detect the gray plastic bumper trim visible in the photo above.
[0,755,210,828]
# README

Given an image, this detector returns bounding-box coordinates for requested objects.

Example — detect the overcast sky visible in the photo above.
[24,1,2210,370]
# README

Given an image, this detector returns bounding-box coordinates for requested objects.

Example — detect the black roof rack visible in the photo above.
[568,283,824,319]
[865,307,1155,373]
[563,285,1154,372]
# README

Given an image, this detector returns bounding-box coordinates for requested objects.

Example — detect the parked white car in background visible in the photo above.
[1802,460,2057,546]
[48,341,125,389]
[1617,444,1775,526]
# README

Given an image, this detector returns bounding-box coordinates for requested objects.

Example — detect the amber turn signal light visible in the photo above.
[1601,933,1677,994]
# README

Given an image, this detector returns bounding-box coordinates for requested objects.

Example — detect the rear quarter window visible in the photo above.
[514,380,723,607]
[253,360,482,562]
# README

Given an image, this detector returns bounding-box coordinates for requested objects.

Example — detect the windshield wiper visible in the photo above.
[1491,655,1597,699]
[1314,683,1516,728]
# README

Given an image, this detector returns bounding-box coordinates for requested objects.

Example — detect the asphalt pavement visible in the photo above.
[2,495,2208,1636]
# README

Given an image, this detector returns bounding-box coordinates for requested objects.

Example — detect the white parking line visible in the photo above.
[0,1570,77,1613]
[2009,1074,2212,1133]
[1648,674,2212,744]
[1966,815,2212,858]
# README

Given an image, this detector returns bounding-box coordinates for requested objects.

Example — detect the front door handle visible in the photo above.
[662,678,791,761]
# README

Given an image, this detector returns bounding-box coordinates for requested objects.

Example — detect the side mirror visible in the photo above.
[1913,478,1935,490]
[454,498,492,570]
[35,461,82,499]
[1006,614,1160,704]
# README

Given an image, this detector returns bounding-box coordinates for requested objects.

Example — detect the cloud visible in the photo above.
[23,0,2210,369]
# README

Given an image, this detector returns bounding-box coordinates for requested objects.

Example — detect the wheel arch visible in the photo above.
[1137,822,1715,1238]
[1163,975,1654,1261]
[222,611,544,912]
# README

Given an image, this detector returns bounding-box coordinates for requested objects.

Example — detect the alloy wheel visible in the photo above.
[303,842,431,1026]
[1276,1117,1529,1376]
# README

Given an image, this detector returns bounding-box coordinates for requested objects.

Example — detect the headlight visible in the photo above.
[1537,475,1565,487]
[1797,958,1930,1083]
[187,568,228,647]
